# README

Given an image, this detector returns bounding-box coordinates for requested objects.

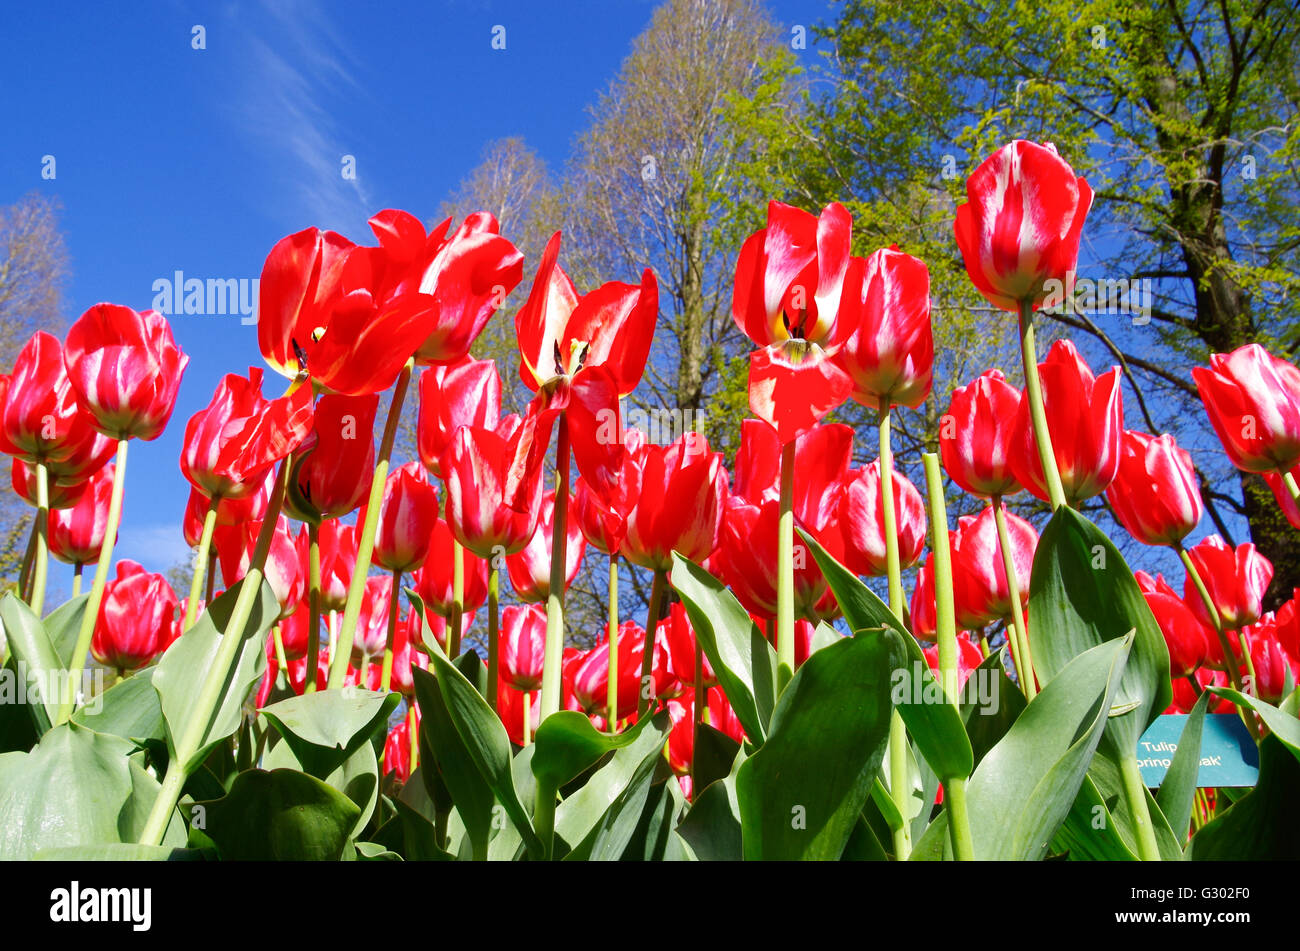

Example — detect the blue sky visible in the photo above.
[1,0,832,597]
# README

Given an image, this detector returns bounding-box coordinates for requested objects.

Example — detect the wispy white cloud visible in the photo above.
[114,522,194,578]
[227,0,374,231]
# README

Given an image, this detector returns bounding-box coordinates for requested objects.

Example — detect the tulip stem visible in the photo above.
[487,563,500,713]
[72,562,83,598]
[523,692,532,745]
[1176,546,1259,741]
[776,439,797,688]
[273,623,289,679]
[691,638,705,797]
[1119,752,1161,861]
[607,555,619,729]
[408,704,419,772]
[944,776,975,861]
[205,552,217,604]
[992,495,1037,699]
[185,498,219,631]
[329,358,413,689]
[304,523,322,694]
[450,539,465,658]
[879,401,912,860]
[1018,301,1067,511]
[29,462,50,617]
[380,568,402,693]
[638,569,668,718]
[18,522,37,601]
[922,454,961,706]
[138,456,290,847]
[540,420,571,720]
[1281,470,1300,508]
[57,439,128,725]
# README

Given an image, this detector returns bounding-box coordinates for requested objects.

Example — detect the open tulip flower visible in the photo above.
[417,355,503,480]
[1010,339,1123,505]
[953,140,1093,313]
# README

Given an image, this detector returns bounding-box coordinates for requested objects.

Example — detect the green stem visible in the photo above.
[637,568,667,718]
[691,638,704,796]
[185,498,219,630]
[1018,301,1067,510]
[1238,631,1258,694]
[72,562,82,598]
[408,704,419,772]
[776,438,797,688]
[944,776,975,861]
[379,568,402,693]
[534,785,557,860]
[1176,547,1245,694]
[329,358,413,689]
[487,563,500,713]
[304,522,322,694]
[879,402,911,860]
[450,538,465,658]
[1281,469,1300,508]
[992,495,1036,699]
[607,555,619,728]
[922,453,960,706]
[138,456,291,846]
[540,419,571,720]
[1119,752,1161,861]
[57,438,128,725]
[205,552,216,604]
[273,623,289,680]
[30,462,50,617]
[523,691,532,745]
[17,518,37,601]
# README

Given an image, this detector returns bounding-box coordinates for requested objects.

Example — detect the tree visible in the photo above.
[805,0,1300,605]
[0,193,70,590]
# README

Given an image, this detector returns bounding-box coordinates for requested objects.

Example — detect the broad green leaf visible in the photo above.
[909,810,950,861]
[966,636,1132,860]
[260,688,399,778]
[692,722,741,793]
[1051,774,1138,861]
[1029,507,1170,765]
[677,771,742,861]
[42,593,90,668]
[1209,687,1300,761]
[0,592,65,732]
[736,631,898,860]
[153,577,278,772]
[670,552,777,743]
[532,709,657,792]
[71,667,165,746]
[263,732,381,840]
[1156,690,1210,845]
[424,645,543,858]
[554,711,672,852]
[1188,735,1300,860]
[353,841,402,862]
[0,723,134,859]
[0,661,39,752]
[562,739,664,861]
[196,768,360,861]
[962,648,1026,767]
[33,844,201,861]
[800,530,973,781]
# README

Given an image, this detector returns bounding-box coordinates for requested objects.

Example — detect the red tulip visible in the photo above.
[1263,465,1300,530]
[277,599,312,661]
[1141,589,1210,677]
[571,429,647,556]
[1010,340,1122,505]
[417,356,502,479]
[12,459,88,509]
[442,416,544,559]
[90,561,181,671]
[1241,616,1290,704]
[352,574,394,661]
[258,227,356,384]
[497,681,542,746]
[64,304,188,440]
[499,604,547,692]
[940,369,1024,498]
[215,515,307,620]
[953,140,1093,312]
[622,433,728,572]
[412,520,488,615]
[835,245,934,410]
[1168,668,1236,715]
[922,632,984,690]
[568,620,671,721]
[666,686,747,789]
[180,367,313,501]
[1105,431,1202,546]
[506,490,585,603]
[373,461,440,573]
[838,459,927,577]
[0,331,113,476]
[1274,591,1300,673]
[745,344,854,446]
[662,602,716,688]
[1193,344,1300,474]
[950,507,1038,630]
[48,464,115,564]
[383,717,413,782]
[288,393,379,521]
[183,475,272,547]
[908,556,941,641]
[317,519,359,613]
[1182,536,1273,632]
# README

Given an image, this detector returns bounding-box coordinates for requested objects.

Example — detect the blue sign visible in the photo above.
[1136,714,1258,788]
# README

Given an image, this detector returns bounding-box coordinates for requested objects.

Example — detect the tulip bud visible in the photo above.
[373,461,440,573]
[940,369,1023,498]
[1106,431,1202,546]
[1182,535,1273,631]
[838,459,926,577]
[1193,344,1300,474]
[48,464,115,564]
[91,561,181,671]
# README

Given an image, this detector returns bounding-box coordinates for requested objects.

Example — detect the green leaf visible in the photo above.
[195,768,361,861]
[677,769,743,861]
[153,577,279,772]
[353,841,402,862]
[561,737,665,861]
[1188,734,1300,860]
[1051,774,1138,861]
[736,631,898,860]
[263,732,381,840]
[532,709,658,792]
[670,552,777,743]
[692,722,741,792]
[1208,687,1300,761]
[1029,507,1171,764]
[841,814,889,861]
[0,723,135,859]
[71,667,165,746]
[42,593,90,668]
[260,688,399,778]
[33,844,203,861]
[1156,690,1210,845]
[0,592,66,732]
[965,635,1132,860]
[424,644,543,858]
[962,648,1026,767]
